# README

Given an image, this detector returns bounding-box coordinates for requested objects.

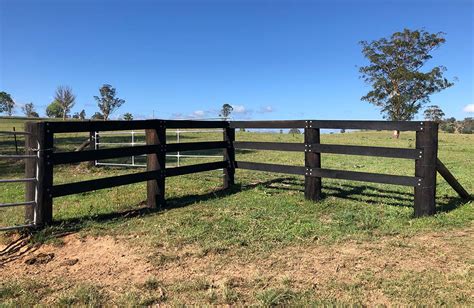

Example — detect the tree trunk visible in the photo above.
[393,130,400,139]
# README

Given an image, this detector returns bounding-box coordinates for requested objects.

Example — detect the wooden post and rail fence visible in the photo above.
[3,119,468,230]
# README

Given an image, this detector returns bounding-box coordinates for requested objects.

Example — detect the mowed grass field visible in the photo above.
[0,117,473,306]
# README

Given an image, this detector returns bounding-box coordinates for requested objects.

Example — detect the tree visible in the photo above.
[123,112,133,121]
[79,109,86,120]
[46,100,63,118]
[54,86,76,120]
[91,112,104,120]
[440,117,456,133]
[94,84,125,120]
[359,29,454,138]
[424,105,445,122]
[219,103,233,119]
[289,128,301,135]
[0,91,15,116]
[72,110,87,120]
[22,102,38,118]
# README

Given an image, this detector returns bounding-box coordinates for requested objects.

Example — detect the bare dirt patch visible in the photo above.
[1,235,154,289]
[1,227,473,305]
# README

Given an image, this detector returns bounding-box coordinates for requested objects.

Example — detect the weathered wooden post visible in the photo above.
[33,122,54,225]
[146,120,166,208]
[304,121,322,201]
[414,121,438,217]
[24,122,37,224]
[223,125,235,189]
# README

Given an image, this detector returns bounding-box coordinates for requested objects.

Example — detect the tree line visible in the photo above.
[0,84,131,121]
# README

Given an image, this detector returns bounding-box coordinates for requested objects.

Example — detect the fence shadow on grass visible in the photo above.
[38,177,468,237]
[267,178,467,213]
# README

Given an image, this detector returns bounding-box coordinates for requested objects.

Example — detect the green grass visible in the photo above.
[0,116,473,305]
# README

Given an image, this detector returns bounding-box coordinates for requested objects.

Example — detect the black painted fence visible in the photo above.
[23,119,470,227]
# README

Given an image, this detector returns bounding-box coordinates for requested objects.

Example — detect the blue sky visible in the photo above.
[1,0,473,120]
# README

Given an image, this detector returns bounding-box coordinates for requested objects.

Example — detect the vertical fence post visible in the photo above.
[223,125,236,189]
[414,121,438,217]
[24,122,37,224]
[304,121,322,201]
[88,131,96,167]
[146,120,166,209]
[35,122,54,225]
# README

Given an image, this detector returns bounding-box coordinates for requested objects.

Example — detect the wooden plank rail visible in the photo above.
[166,161,227,177]
[52,170,164,197]
[235,161,306,175]
[231,120,423,131]
[307,168,420,187]
[52,141,227,165]
[166,141,227,153]
[47,119,228,133]
[235,141,421,159]
[235,141,304,152]
[307,144,421,159]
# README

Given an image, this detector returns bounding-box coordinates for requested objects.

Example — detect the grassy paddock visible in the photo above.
[0,117,473,305]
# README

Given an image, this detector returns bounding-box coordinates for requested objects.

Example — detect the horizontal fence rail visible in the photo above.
[236,161,306,175]
[52,141,227,165]
[235,142,422,159]
[0,201,36,208]
[47,119,229,133]
[0,154,37,159]
[307,168,420,187]
[235,141,303,152]
[13,118,470,230]
[52,170,164,197]
[231,120,424,131]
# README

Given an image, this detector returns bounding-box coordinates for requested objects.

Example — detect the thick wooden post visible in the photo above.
[223,127,235,189]
[304,122,322,201]
[24,122,37,224]
[35,122,54,225]
[146,121,166,208]
[414,121,438,217]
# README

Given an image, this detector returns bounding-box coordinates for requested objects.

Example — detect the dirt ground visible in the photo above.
[1,227,473,305]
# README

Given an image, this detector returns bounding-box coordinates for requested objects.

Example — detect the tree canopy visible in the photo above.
[91,112,104,120]
[424,105,445,122]
[0,91,15,116]
[22,102,38,118]
[359,29,454,136]
[219,103,233,119]
[123,112,133,121]
[46,100,63,118]
[94,84,125,120]
[54,86,76,120]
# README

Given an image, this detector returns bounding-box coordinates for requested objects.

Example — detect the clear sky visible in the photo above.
[1,0,473,120]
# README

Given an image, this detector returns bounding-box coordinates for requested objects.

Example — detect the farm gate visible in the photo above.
[1,119,471,230]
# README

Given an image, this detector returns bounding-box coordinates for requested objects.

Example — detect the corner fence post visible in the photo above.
[223,125,235,189]
[414,121,438,217]
[305,122,322,201]
[24,122,37,224]
[146,121,166,209]
[35,122,54,225]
